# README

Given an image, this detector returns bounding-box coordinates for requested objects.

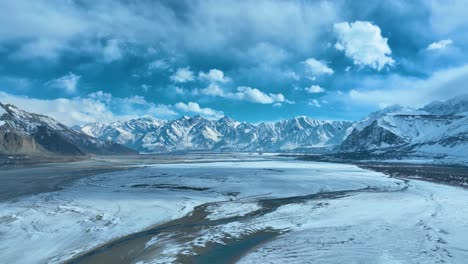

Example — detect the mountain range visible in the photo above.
[78,95,468,163]
[0,103,136,156]
[78,116,353,153]
[1,95,467,163]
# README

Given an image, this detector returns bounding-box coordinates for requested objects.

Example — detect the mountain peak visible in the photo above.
[179,115,190,120]
[192,115,204,120]
[77,114,354,152]
[138,115,161,121]
[218,115,237,123]
[422,94,468,116]
[0,102,7,116]
[219,115,234,121]
[0,104,135,156]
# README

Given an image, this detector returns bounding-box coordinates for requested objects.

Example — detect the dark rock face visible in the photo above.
[0,103,136,156]
[0,131,41,154]
[32,125,85,155]
[340,121,407,152]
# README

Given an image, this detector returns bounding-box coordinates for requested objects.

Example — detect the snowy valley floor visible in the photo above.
[0,154,467,263]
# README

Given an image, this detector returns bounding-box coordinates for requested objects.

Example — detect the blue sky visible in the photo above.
[0,0,467,125]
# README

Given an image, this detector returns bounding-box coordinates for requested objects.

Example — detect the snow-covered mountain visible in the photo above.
[340,96,468,162]
[0,103,136,156]
[3,95,467,161]
[78,116,353,153]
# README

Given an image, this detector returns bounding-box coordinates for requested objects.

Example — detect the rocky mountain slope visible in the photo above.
[78,116,353,153]
[0,103,136,156]
[340,96,468,162]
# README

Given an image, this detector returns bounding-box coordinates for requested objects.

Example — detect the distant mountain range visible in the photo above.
[0,103,136,156]
[77,116,353,153]
[2,95,467,163]
[78,95,468,162]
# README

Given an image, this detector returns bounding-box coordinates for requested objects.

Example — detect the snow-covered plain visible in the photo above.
[238,180,468,264]
[0,156,467,263]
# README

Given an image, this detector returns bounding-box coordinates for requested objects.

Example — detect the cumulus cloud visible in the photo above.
[170,67,195,83]
[175,102,223,119]
[334,21,394,70]
[0,91,178,125]
[47,72,81,93]
[199,69,230,83]
[305,85,325,94]
[303,58,334,77]
[200,83,225,96]
[198,84,291,105]
[232,86,286,104]
[427,39,453,50]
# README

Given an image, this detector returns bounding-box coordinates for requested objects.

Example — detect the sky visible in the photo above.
[0,0,467,125]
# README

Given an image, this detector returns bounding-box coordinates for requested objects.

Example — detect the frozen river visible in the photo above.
[0,154,467,263]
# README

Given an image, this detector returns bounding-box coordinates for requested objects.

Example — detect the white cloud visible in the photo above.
[308,99,321,107]
[285,71,300,81]
[148,59,170,71]
[272,102,282,107]
[200,83,225,96]
[11,38,65,60]
[170,67,195,83]
[47,72,81,93]
[0,91,179,126]
[174,86,185,95]
[174,102,223,119]
[231,86,286,104]
[303,58,334,77]
[305,85,325,94]
[427,39,453,50]
[347,63,468,108]
[334,21,394,70]
[198,84,291,105]
[199,69,230,83]
[149,104,179,117]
